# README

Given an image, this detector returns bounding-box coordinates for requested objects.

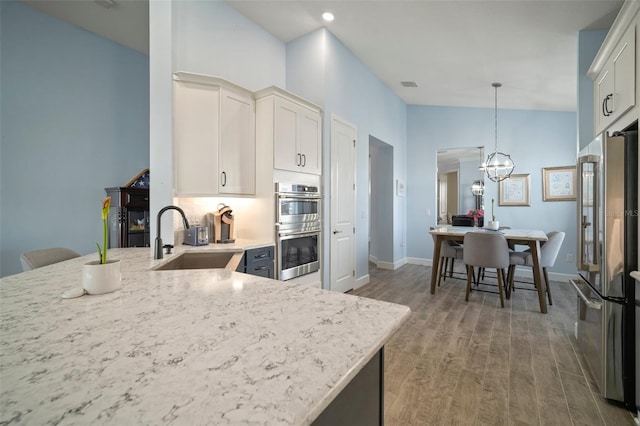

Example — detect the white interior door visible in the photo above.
[330,115,356,293]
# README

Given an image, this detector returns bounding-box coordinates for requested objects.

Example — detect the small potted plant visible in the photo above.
[82,196,122,295]
[487,198,499,230]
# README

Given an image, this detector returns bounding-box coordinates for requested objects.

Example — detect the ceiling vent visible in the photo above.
[401,81,418,87]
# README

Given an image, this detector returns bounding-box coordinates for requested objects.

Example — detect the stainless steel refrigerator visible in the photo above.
[572,129,638,410]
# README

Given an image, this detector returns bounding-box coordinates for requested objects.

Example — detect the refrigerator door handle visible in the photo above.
[578,273,628,305]
[570,279,602,310]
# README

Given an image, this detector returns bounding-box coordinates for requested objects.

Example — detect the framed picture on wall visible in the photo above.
[542,165,576,201]
[499,174,530,206]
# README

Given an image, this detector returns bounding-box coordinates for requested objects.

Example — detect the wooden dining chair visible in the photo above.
[463,232,509,307]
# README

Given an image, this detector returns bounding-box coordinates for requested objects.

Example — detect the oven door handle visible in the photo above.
[277,194,322,200]
[279,229,321,237]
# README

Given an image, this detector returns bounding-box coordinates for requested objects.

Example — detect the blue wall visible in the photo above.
[287,28,408,280]
[407,105,578,275]
[0,1,149,276]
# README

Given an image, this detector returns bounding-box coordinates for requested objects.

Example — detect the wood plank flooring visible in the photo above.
[351,263,637,426]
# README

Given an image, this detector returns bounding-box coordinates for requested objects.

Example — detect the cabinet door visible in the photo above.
[595,64,614,135]
[612,25,636,122]
[274,97,300,172]
[174,81,220,196]
[219,88,255,195]
[594,24,636,135]
[299,108,322,175]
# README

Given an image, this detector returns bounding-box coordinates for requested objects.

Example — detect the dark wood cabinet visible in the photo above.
[105,187,150,248]
[236,245,275,278]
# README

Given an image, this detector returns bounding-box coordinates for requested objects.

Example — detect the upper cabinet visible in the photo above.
[589,2,639,135]
[173,72,255,196]
[256,87,322,175]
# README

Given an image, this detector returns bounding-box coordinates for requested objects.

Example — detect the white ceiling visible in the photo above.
[21,0,623,111]
[21,0,149,54]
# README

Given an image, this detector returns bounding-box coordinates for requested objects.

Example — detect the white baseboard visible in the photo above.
[355,274,369,289]
[400,257,576,283]
[512,268,578,283]
[406,257,433,267]
[369,256,409,270]
[375,258,408,270]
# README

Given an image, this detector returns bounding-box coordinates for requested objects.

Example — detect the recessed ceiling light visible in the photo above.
[322,12,334,22]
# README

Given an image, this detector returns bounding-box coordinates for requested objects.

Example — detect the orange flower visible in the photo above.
[101,196,111,220]
[97,196,111,264]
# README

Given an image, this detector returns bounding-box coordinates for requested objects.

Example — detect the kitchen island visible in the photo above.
[0,248,410,425]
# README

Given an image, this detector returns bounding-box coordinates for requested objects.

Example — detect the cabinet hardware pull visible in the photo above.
[296,153,301,166]
[255,266,267,270]
[254,253,268,259]
[333,230,342,234]
[302,154,306,167]
[221,171,227,186]
[603,94,613,116]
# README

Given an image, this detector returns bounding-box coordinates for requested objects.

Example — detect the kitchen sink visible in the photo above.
[152,250,244,271]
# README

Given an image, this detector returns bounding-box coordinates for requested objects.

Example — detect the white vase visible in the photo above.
[82,259,121,295]
[487,220,500,230]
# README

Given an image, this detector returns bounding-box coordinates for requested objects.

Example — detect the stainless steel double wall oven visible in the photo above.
[275,183,321,281]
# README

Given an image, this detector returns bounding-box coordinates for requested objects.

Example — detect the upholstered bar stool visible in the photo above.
[507,231,565,305]
[20,247,81,272]
[463,232,509,307]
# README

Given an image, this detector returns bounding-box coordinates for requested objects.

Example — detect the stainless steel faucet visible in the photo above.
[154,205,190,259]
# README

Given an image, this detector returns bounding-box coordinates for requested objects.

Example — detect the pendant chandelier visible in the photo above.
[480,82,514,182]
[471,147,485,196]
[471,180,484,196]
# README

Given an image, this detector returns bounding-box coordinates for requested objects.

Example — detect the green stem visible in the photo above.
[102,218,108,264]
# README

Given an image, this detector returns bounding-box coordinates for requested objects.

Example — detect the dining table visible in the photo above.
[429,226,549,313]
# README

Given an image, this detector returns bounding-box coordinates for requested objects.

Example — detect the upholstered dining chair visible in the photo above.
[20,247,81,272]
[463,232,509,307]
[507,231,565,305]
[430,228,463,286]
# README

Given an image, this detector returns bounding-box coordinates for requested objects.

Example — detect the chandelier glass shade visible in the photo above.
[481,83,515,182]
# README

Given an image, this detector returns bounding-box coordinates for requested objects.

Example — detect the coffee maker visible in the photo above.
[206,204,235,244]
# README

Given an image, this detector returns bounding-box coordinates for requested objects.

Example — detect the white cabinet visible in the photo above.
[257,87,322,175]
[173,73,255,196]
[591,6,637,135]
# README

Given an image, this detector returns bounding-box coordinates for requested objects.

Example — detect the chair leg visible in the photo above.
[448,258,454,277]
[501,269,508,290]
[509,266,516,293]
[506,265,513,299]
[437,257,446,287]
[497,268,505,308]
[465,265,473,301]
[443,258,449,282]
[543,267,553,305]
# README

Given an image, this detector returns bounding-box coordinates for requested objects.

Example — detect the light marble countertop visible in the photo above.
[0,247,410,425]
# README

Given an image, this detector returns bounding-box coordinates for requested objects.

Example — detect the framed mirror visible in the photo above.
[436,147,484,224]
